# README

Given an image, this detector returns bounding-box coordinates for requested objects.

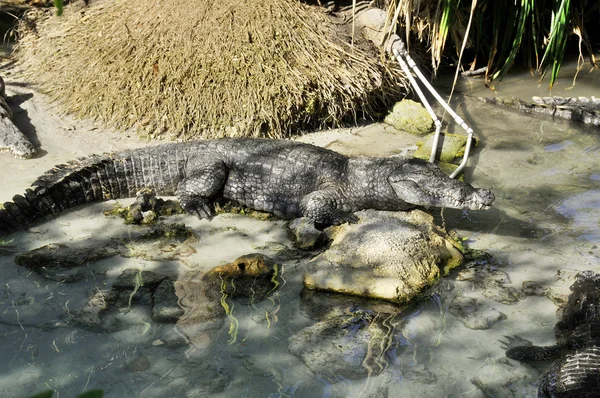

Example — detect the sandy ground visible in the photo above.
[0,59,599,397]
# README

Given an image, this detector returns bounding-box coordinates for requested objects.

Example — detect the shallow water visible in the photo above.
[0,66,599,397]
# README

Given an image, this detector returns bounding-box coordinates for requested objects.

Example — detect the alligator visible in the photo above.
[502,271,600,397]
[480,96,600,128]
[0,75,36,158]
[0,138,494,235]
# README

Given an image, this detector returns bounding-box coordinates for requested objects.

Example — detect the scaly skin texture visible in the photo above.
[0,138,494,235]
[503,271,600,397]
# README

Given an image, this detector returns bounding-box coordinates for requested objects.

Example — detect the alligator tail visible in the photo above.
[0,147,185,236]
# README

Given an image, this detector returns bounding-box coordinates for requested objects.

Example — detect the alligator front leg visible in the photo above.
[300,190,358,226]
[177,162,227,219]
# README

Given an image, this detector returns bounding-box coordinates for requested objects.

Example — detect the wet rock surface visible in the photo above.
[14,222,197,281]
[104,187,184,224]
[14,242,120,281]
[303,209,464,303]
[287,217,325,249]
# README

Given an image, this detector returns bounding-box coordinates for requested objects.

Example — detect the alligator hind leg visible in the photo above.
[300,190,358,225]
[177,162,227,220]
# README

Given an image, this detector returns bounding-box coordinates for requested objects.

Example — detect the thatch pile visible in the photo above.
[14,0,408,139]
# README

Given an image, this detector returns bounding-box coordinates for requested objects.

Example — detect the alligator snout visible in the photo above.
[476,188,495,206]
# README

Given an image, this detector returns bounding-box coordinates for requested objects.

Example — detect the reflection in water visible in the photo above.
[553,190,600,242]
[544,140,573,152]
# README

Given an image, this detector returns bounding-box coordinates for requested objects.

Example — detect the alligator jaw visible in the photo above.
[388,160,495,211]
[426,187,495,210]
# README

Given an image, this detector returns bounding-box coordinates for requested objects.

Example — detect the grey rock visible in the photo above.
[152,279,184,323]
[303,209,464,303]
[456,265,523,304]
[288,217,324,249]
[14,242,120,282]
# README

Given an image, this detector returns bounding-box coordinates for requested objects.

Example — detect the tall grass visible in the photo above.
[387,0,599,87]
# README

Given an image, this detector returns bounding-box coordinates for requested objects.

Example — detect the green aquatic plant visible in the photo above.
[387,0,598,87]
[128,269,144,308]
[539,0,571,85]
[219,276,240,345]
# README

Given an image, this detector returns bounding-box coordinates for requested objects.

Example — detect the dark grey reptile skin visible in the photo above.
[0,138,494,235]
[504,271,600,397]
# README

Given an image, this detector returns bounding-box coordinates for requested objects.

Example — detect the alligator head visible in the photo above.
[388,159,495,210]
[558,271,600,334]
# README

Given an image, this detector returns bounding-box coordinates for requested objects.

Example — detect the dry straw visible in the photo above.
[14,0,408,139]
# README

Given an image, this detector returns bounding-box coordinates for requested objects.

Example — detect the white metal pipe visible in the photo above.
[429,123,442,163]
[402,52,472,134]
[394,48,475,177]
[393,50,440,128]
[393,48,443,165]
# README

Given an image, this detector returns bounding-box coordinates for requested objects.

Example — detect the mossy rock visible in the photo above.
[414,132,479,163]
[384,99,433,135]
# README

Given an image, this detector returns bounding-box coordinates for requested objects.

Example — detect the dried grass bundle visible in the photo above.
[14,0,407,139]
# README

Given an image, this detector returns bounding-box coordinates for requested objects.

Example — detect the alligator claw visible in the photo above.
[193,203,214,220]
[499,335,533,350]
[330,211,359,225]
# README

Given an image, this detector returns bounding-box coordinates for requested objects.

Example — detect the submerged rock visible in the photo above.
[456,264,523,304]
[520,268,579,308]
[448,295,506,330]
[288,310,403,380]
[176,253,283,350]
[152,279,184,323]
[76,269,173,330]
[384,99,433,135]
[14,242,120,282]
[303,210,463,303]
[201,253,281,301]
[111,269,167,307]
[123,353,151,373]
[15,222,196,282]
[299,289,405,321]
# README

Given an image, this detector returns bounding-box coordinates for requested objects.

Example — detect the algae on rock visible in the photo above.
[384,99,433,135]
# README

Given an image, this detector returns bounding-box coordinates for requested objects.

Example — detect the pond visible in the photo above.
[0,63,599,397]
